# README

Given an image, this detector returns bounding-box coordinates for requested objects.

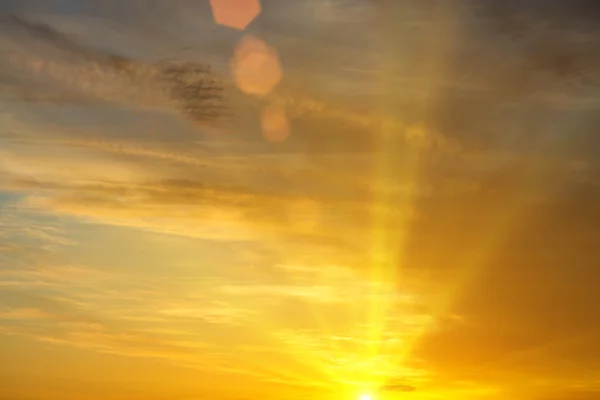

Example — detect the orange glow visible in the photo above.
[4,3,599,400]
[231,36,282,97]
[209,0,261,31]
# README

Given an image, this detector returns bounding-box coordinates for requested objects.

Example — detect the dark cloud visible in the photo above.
[479,0,600,30]
[159,62,230,124]
[2,14,229,124]
[381,384,416,392]
[477,1,600,83]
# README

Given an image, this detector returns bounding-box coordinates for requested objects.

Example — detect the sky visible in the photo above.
[1,1,600,399]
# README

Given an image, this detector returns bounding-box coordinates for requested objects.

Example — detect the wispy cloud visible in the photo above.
[1,14,229,124]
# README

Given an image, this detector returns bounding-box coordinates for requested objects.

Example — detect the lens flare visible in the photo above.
[231,35,282,97]
[209,0,261,31]
[260,103,290,143]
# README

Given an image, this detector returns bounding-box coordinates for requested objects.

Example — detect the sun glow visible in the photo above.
[358,393,374,400]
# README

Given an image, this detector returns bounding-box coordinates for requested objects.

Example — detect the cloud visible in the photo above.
[2,5,463,157]
[0,307,51,319]
[537,391,600,400]
[158,301,254,326]
[0,275,268,373]
[1,14,229,124]
[0,262,116,289]
[380,384,416,392]
[476,2,600,87]
[0,306,211,364]
[0,138,389,244]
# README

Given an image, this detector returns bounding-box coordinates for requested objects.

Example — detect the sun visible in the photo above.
[358,393,374,400]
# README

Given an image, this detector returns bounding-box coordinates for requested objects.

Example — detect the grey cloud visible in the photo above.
[341,2,600,156]
[1,14,229,124]
[5,14,132,68]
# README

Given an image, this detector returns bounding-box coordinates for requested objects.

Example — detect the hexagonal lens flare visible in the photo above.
[209,0,261,31]
[211,1,287,144]
[231,35,282,97]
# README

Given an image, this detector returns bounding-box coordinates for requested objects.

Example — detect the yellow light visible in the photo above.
[358,393,374,400]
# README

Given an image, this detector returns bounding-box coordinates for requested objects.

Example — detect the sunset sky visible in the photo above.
[1,1,600,399]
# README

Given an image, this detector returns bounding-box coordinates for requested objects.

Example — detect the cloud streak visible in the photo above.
[1,14,229,125]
